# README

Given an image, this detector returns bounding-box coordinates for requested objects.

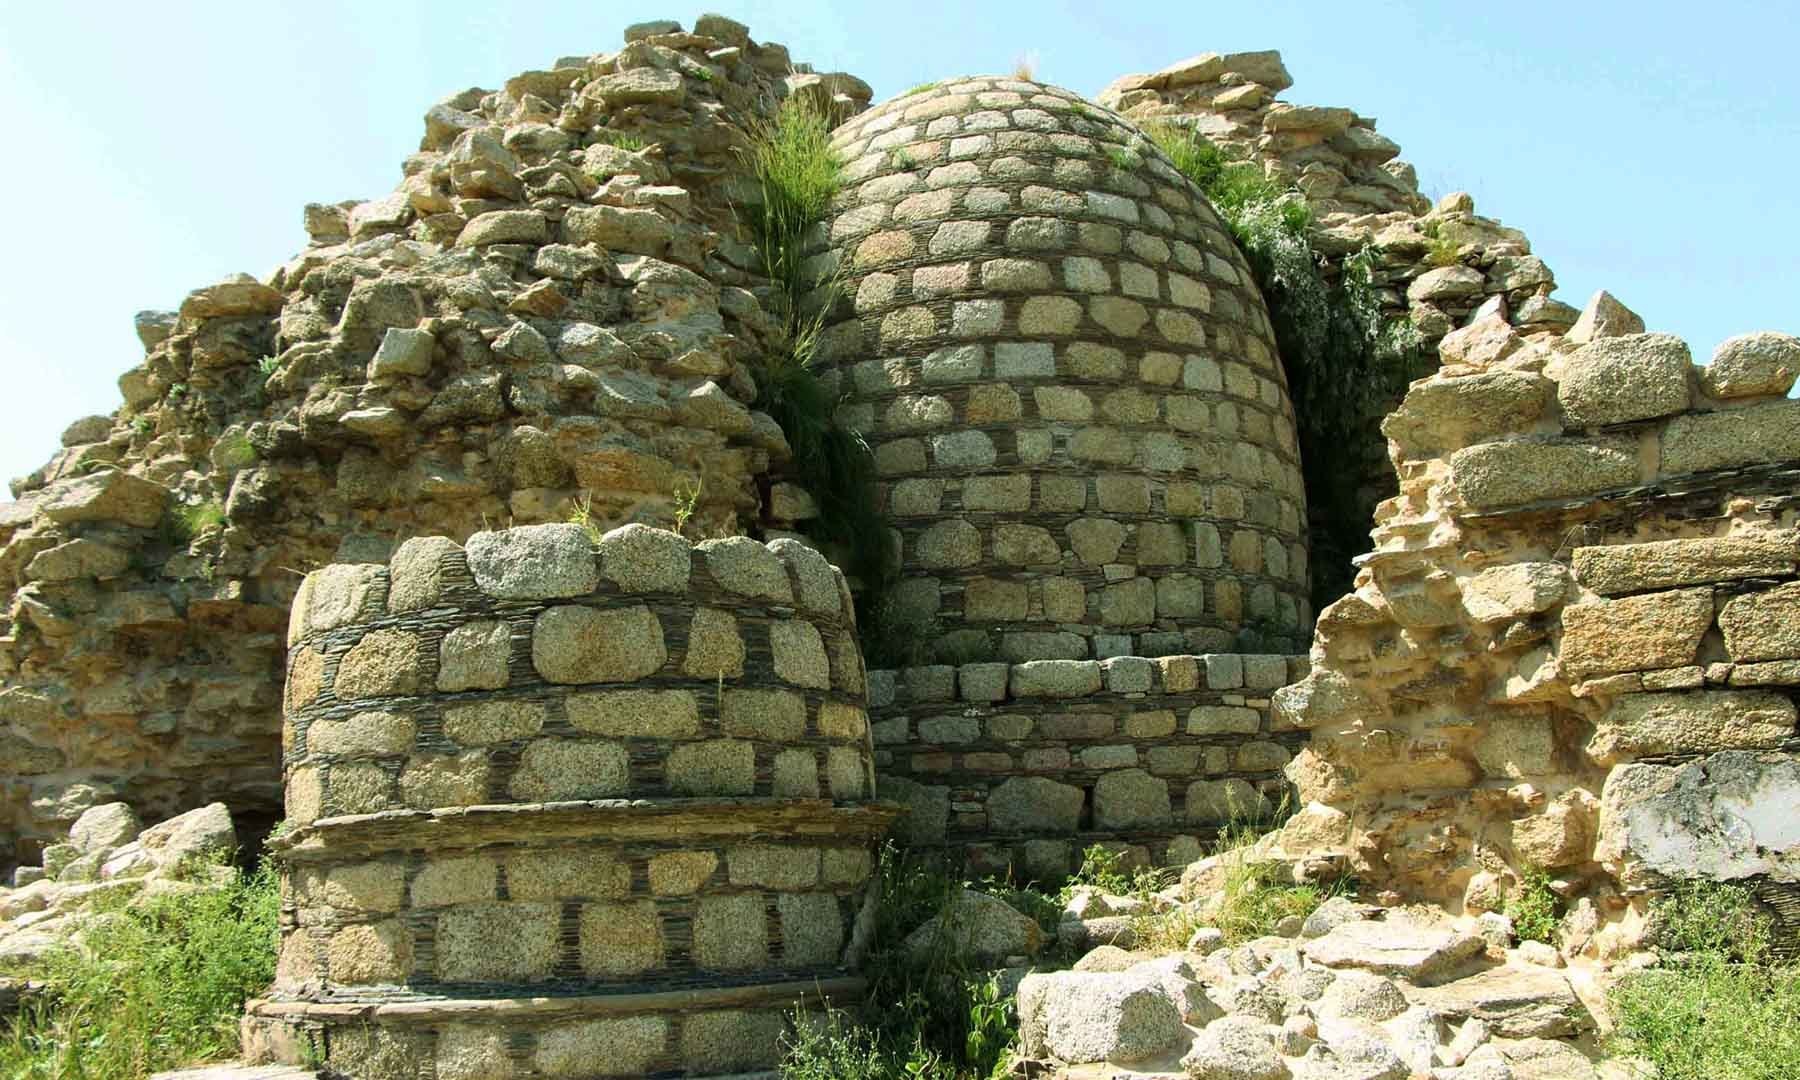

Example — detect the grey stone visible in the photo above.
[1093,769,1171,829]
[1018,970,1184,1064]
[1011,660,1101,697]
[466,525,598,600]
[1403,964,1594,1039]
[698,536,792,602]
[597,524,690,593]
[1703,332,1800,399]
[1180,1015,1288,1080]
[1557,333,1691,426]
[904,889,1043,963]
[1565,289,1645,344]
[69,802,141,853]
[1302,921,1484,985]
[988,777,1084,833]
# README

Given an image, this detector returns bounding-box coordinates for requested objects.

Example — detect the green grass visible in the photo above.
[590,129,647,152]
[739,92,909,654]
[0,860,279,1079]
[1423,233,1461,268]
[1146,122,1428,611]
[902,81,940,97]
[782,844,1021,1080]
[1609,881,1800,1079]
[167,500,227,542]
[1504,867,1561,945]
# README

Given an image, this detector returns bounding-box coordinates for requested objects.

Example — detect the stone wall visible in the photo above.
[816,76,1311,662]
[247,522,894,1078]
[870,651,1306,878]
[0,16,869,866]
[1271,300,1800,957]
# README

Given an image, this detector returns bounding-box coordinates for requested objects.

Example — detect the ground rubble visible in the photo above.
[1017,892,1646,1080]
[0,800,238,973]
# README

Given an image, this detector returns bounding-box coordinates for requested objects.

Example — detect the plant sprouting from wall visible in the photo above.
[1147,123,1429,610]
[739,92,903,657]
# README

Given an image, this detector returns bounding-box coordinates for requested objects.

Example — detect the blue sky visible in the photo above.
[2,0,1795,488]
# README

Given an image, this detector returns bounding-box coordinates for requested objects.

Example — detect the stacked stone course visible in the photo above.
[869,651,1308,877]
[0,17,871,865]
[247,522,895,1078]
[1272,306,1800,956]
[817,77,1311,663]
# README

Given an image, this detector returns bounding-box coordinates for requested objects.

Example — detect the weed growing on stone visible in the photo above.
[590,128,647,151]
[783,844,1024,1079]
[1504,866,1561,944]
[256,354,281,377]
[1609,882,1800,1079]
[566,491,603,547]
[1147,122,1428,610]
[167,500,227,543]
[671,477,703,536]
[0,859,279,1079]
[740,93,910,660]
[1423,232,1461,268]
[903,81,940,97]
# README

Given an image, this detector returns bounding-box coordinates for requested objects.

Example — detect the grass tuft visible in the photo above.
[0,859,279,1079]
[1504,866,1561,944]
[1609,881,1800,1079]
[168,500,227,542]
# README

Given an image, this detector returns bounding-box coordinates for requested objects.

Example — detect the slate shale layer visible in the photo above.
[246,523,896,1078]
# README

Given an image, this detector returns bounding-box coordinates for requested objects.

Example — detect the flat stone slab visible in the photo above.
[1403,963,1595,1038]
[150,1068,319,1080]
[1299,920,1484,985]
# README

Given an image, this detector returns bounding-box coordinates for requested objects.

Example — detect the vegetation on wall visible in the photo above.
[1148,125,1429,610]
[0,859,279,1079]
[1609,881,1800,1079]
[740,94,909,663]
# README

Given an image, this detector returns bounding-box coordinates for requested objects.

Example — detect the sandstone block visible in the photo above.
[1718,581,1800,662]
[1588,690,1795,765]
[436,902,557,982]
[722,688,806,741]
[692,894,767,971]
[579,900,662,976]
[388,536,461,612]
[534,1017,665,1079]
[1461,562,1570,622]
[1558,587,1711,678]
[1012,660,1101,697]
[532,605,666,683]
[566,689,699,738]
[443,699,544,746]
[684,607,745,679]
[1574,534,1797,595]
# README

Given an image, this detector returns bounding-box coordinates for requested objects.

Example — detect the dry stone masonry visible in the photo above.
[818,77,1311,663]
[1272,299,1800,956]
[244,523,894,1077]
[871,651,1307,878]
[0,17,868,867]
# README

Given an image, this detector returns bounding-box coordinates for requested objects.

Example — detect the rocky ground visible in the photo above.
[0,800,238,975]
[1016,883,1642,1079]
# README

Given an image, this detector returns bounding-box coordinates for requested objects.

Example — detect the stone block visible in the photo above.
[1661,398,1800,475]
[336,629,427,699]
[566,689,699,738]
[1185,778,1267,824]
[959,662,1010,702]
[409,856,497,909]
[683,607,745,679]
[698,536,793,602]
[679,1011,784,1074]
[648,851,717,895]
[532,604,667,683]
[1473,714,1557,778]
[692,895,768,971]
[436,902,558,982]
[722,689,806,741]
[443,699,545,746]
[1557,333,1692,426]
[437,621,513,692]
[1448,437,1638,510]
[307,710,416,758]
[327,921,413,984]
[1718,581,1800,662]
[1703,332,1800,399]
[1559,588,1712,679]
[579,900,662,976]
[1012,660,1102,697]
[1242,654,1291,690]
[1187,706,1261,736]
[1093,769,1172,829]
[769,620,831,688]
[1461,562,1571,622]
[1102,656,1155,693]
[466,524,598,600]
[534,1017,665,1079]
[881,775,951,844]
[596,524,691,592]
[1574,534,1797,595]
[509,740,629,801]
[399,752,490,809]
[1588,690,1795,765]
[665,740,754,796]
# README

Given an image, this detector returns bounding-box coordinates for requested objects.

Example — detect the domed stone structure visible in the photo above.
[247,523,894,1078]
[817,76,1309,662]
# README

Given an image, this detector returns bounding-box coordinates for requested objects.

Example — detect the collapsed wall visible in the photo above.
[817,76,1312,663]
[0,16,869,866]
[246,523,894,1077]
[1272,305,1800,956]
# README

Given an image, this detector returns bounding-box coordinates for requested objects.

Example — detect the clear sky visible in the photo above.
[2,1,1795,488]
